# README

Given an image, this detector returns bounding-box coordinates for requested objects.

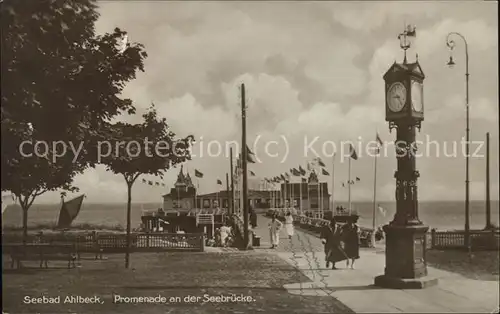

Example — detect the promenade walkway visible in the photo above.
[251,214,500,313]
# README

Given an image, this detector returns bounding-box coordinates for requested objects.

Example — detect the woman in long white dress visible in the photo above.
[268,215,283,249]
[219,224,231,247]
[284,212,294,239]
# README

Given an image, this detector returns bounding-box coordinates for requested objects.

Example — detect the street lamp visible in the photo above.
[446,32,470,251]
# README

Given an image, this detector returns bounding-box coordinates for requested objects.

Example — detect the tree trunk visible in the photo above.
[125,182,132,268]
[22,205,29,245]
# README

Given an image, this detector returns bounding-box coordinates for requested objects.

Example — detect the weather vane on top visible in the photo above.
[398,24,417,64]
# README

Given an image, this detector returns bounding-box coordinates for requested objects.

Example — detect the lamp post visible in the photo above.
[445,32,470,251]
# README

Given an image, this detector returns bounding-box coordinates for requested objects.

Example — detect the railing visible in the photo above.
[2,232,205,253]
[267,209,376,247]
[430,229,500,250]
[265,209,500,251]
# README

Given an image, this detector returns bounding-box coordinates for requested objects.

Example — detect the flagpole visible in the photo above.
[196,179,199,211]
[331,155,335,216]
[230,148,235,215]
[372,140,379,247]
[348,155,352,215]
[300,177,303,213]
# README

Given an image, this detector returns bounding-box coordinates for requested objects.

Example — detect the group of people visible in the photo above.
[321,216,360,269]
[267,212,294,249]
[267,212,361,269]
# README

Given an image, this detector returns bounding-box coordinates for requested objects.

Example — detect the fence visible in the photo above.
[430,229,500,251]
[266,209,500,251]
[2,232,205,253]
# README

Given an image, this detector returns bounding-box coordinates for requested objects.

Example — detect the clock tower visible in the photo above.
[374,25,438,289]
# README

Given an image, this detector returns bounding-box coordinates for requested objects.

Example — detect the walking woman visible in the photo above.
[341,215,360,269]
[250,207,257,229]
[320,217,347,269]
[284,212,294,239]
[268,214,283,249]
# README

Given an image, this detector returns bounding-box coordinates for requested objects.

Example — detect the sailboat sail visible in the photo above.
[2,193,15,215]
[57,194,85,228]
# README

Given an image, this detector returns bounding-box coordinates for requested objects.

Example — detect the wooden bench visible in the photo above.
[5,243,77,269]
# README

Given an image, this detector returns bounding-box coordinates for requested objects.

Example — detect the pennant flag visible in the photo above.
[217,179,222,185]
[321,168,330,176]
[142,178,146,184]
[376,133,383,147]
[299,165,306,176]
[356,177,360,181]
[195,169,204,178]
[301,177,307,183]
[249,170,256,176]
[316,157,326,167]
[148,181,153,185]
[378,205,386,217]
[246,145,256,163]
[57,194,85,229]
[280,174,286,181]
[291,168,301,176]
[349,144,358,160]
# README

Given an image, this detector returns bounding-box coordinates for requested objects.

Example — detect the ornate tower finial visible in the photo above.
[398,24,417,64]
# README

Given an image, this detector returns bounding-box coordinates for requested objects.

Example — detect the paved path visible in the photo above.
[252,214,500,313]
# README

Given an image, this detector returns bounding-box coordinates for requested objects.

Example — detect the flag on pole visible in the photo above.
[161,183,165,187]
[316,157,326,167]
[217,179,222,185]
[249,170,256,176]
[246,145,256,163]
[356,177,360,181]
[299,166,306,176]
[307,162,312,171]
[142,178,147,184]
[321,168,330,176]
[301,178,307,183]
[378,205,386,217]
[291,168,301,176]
[195,169,204,178]
[349,144,358,160]
[57,194,85,228]
[148,181,153,185]
[376,133,383,147]
[155,182,159,186]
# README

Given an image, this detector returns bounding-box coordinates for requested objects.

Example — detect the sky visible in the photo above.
[34,1,498,204]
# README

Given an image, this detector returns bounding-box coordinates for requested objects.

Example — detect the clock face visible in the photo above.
[411,81,423,112]
[387,82,407,112]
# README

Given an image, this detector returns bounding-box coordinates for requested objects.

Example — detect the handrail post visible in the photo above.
[199,233,205,252]
[431,229,436,249]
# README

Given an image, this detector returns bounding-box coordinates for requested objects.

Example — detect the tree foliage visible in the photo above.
[1,0,148,237]
[102,105,193,267]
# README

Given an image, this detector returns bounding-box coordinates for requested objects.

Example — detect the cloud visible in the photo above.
[32,2,498,204]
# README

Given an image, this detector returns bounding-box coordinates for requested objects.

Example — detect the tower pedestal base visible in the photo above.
[374,223,438,289]
[374,274,438,289]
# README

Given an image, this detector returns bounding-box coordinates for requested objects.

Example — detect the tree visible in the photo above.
[102,105,194,268]
[1,0,147,239]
